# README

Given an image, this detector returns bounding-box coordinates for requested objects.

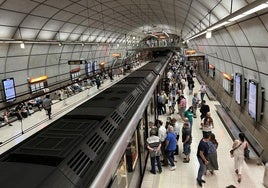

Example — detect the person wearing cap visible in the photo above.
[146,129,162,174]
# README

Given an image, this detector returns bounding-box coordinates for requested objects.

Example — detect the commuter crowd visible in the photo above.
[146,56,249,187]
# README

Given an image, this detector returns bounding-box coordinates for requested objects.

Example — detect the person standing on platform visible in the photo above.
[165,126,177,171]
[178,95,187,120]
[206,133,219,175]
[200,100,210,120]
[232,132,249,183]
[182,122,192,163]
[192,92,200,118]
[201,112,214,137]
[199,81,207,102]
[184,106,194,129]
[2,108,12,126]
[158,120,168,166]
[95,75,101,89]
[146,129,162,174]
[43,94,52,119]
[196,133,210,187]
[171,118,180,155]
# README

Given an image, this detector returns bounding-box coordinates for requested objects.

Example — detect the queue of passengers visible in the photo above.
[148,55,223,187]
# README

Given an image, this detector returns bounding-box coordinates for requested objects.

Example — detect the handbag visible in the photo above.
[244,147,250,159]
[230,143,242,158]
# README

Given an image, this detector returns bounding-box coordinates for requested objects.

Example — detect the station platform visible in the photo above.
[0,67,265,188]
[141,78,265,188]
[0,72,127,155]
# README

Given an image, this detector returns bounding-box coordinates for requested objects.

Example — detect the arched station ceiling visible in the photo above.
[0,0,255,44]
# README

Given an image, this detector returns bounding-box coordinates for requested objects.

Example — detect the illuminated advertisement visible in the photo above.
[2,78,16,102]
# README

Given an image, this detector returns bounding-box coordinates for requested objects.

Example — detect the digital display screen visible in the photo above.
[2,78,16,102]
[248,80,258,120]
[92,60,98,73]
[87,62,92,75]
[235,73,242,104]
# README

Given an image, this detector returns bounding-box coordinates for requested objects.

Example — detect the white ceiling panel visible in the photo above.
[0,26,16,39]
[252,48,268,74]
[42,20,65,31]
[31,4,59,18]
[6,56,29,72]
[53,10,75,21]
[37,30,56,40]
[65,3,86,13]
[31,44,49,55]
[60,23,78,32]
[1,0,38,13]
[69,15,85,24]
[240,18,268,46]
[0,9,25,26]
[237,47,257,70]
[227,25,250,46]
[29,55,47,68]
[44,0,74,9]
[21,15,48,29]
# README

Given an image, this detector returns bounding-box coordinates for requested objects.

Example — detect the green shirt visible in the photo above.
[184,110,193,123]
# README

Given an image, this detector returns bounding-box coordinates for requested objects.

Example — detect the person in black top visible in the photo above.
[199,100,210,120]
[182,122,192,163]
[196,133,210,187]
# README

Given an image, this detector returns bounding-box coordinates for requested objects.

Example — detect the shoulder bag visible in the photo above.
[230,143,242,158]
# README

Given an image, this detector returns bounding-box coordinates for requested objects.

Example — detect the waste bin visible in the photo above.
[264,162,268,187]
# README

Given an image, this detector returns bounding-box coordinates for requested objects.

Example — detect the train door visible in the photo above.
[109,132,139,188]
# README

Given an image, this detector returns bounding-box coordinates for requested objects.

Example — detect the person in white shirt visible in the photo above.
[199,81,207,102]
[171,118,180,155]
[158,120,168,166]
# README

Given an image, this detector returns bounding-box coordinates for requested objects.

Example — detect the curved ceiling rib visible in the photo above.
[0,0,258,43]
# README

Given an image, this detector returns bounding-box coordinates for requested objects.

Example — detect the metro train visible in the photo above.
[0,49,173,188]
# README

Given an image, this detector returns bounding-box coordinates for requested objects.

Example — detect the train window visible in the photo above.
[110,132,139,188]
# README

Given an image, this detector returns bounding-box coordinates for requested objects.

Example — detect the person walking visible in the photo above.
[42,94,52,119]
[146,129,162,174]
[196,133,210,187]
[232,132,249,183]
[165,126,177,171]
[206,133,219,175]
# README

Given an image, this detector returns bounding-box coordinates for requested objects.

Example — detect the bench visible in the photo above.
[0,106,41,128]
[215,104,264,160]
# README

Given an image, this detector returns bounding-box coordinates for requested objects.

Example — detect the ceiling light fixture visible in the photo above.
[20,42,25,49]
[206,30,212,38]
